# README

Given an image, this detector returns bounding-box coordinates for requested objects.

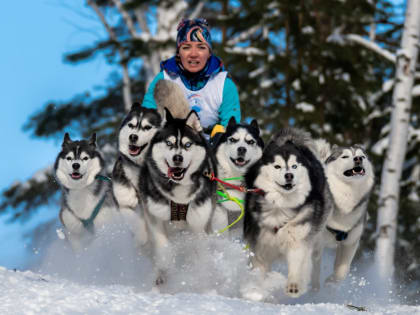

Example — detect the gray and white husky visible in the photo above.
[243,128,333,298]
[55,133,118,252]
[139,108,217,285]
[112,102,162,247]
[211,117,264,234]
[317,143,374,284]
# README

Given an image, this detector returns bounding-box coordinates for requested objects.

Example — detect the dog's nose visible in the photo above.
[129,134,138,143]
[285,173,294,182]
[237,146,247,156]
[72,163,80,170]
[354,156,363,165]
[173,154,183,165]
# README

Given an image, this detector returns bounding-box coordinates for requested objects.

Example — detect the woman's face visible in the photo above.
[178,41,211,73]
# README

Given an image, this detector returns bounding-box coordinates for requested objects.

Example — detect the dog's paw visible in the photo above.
[285,282,303,298]
[325,273,343,286]
[310,280,321,293]
[155,270,167,286]
[155,275,165,286]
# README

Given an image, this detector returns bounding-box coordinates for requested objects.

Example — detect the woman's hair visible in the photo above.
[176,18,212,50]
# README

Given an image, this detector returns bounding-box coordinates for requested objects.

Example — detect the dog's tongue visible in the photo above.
[235,158,246,166]
[129,145,141,155]
[168,167,183,178]
[71,172,82,179]
[353,167,365,175]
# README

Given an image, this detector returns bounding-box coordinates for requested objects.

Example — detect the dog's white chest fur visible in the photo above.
[123,163,140,186]
[326,171,373,231]
[168,182,198,205]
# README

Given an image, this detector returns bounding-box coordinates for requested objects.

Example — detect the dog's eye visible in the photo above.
[128,123,135,128]
[292,164,297,169]
[246,139,255,145]
[166,141,173,147]
[229,137,238,143]
[143,125,152,131]
[342,155,349,159]
[66,157,72,161]
[82,157,89,161]
[361,156,366,159]
[274,165,281,169]
[184,142,192,148]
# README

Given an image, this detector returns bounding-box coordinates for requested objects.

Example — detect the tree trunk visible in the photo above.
[375,0,420,280]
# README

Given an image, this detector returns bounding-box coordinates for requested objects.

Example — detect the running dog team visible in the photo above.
[55,80,374,300]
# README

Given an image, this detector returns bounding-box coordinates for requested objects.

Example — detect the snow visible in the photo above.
[296,102,315,113]
[1,224,419,314]
[302,26,314,35]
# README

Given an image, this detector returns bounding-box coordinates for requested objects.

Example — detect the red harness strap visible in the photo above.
[206,172,265,196]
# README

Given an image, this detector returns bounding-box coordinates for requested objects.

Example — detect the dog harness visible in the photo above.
[170,201,189,221]
[65,175,111,233]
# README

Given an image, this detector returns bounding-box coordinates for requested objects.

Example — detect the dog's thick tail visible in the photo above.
[154,80,190,119]
[271,127,312,148]
[310,139,332,163]
[270,128,332,162]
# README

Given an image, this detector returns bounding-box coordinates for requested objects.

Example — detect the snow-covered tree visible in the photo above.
[374,0,420,281]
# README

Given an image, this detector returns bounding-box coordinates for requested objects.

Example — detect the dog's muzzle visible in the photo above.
[343,166,365,177]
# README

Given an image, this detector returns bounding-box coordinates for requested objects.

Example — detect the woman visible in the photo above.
[141,18,241,137]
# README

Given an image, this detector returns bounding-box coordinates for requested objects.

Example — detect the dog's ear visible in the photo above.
[89,133,97,147]
[163,107,174,123]
[62,133,72,147]
[227,117,237,131]
[250,119,260,136]
[185,110,202,133]
[131,102,141,111]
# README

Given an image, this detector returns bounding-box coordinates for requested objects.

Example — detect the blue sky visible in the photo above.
[0,1,113,268]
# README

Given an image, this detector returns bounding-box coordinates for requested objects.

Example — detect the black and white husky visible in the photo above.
[55,133,118,252]
[317,144,374,284]
[112,102,162,247]
[139,108,217,284]
[243,128,333,298]
[211,117,264,233]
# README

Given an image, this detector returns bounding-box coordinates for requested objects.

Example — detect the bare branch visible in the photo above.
[188,1,205,20]
[87,0,117,39]
[111,0,140,38]
[134,6,151,34]
[87,0,132,111]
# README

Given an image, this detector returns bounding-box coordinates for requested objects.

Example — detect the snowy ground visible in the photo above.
[1,224,420,314]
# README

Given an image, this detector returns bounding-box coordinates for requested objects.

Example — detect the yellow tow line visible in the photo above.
[215,177,245,234]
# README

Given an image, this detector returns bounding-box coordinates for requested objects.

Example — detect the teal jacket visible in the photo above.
[141,56,241,128]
